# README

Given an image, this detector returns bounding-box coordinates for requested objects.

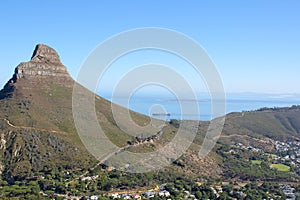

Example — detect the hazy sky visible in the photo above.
[0,1,299,94]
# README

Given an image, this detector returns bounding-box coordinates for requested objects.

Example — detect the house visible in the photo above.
[214,185,223,193]
[89,195,98,200]
[121,194,131,199]
[144,192,156,198]
[132,193,141,199]
[281,185,296,200]
[111,193,121,199]
[158,190,170,197]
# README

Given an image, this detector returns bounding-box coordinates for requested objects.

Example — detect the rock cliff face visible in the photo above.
[0,44,73,98]
[31,44,63,65]
[15,44,70,80]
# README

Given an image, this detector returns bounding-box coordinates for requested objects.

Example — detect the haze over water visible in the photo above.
[101,93,300,121]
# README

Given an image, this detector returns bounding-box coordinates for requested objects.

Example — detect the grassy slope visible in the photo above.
[0,78,137,180]
[0,78,220,181]
[0,79,137,147]
[222,108,300,141]
[270,164,291,172]
[1,75,300,183]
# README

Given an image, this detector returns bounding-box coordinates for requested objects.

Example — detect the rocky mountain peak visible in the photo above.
[30,44,63,65]
[0,44,74,99]
[13,44,71,81]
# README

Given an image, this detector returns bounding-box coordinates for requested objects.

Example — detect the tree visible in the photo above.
[195,191,202,199]
[218,192,231,200]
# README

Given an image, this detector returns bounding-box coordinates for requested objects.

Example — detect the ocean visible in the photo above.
[101,93,300,121]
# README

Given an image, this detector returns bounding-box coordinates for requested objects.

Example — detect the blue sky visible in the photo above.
[0,1,299,94]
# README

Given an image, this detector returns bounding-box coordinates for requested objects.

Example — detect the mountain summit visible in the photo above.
[30,44,63,65]
[0,44,73,99]
[14,44,71,82]
[0,44,153,180]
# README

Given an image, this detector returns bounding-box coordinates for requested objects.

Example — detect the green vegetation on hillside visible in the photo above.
[251,160,262,165]
[0,44,300,198]
[271,164,291,172]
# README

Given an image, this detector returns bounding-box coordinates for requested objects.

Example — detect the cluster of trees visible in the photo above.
[0,180,45,199]
[216,144,293,181]
[153,180,290,200]
[0,165,192,198]
[1,143,299,199]
[0,169,299,199]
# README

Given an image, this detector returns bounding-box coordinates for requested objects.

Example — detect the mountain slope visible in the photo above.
[0,44,299,188]
[221,107,300,142]
[0,44,220,183]
[0,44,144,181]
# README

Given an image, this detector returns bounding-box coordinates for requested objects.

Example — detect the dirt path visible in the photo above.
[0,117,67,135]
[74,126,166,182]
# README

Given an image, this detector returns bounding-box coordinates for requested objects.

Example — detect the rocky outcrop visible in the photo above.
[15,44,70,80]
[0,134,6,150]
[31,44,63,65]
[0,44,73,99]
[15,62,69,79]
